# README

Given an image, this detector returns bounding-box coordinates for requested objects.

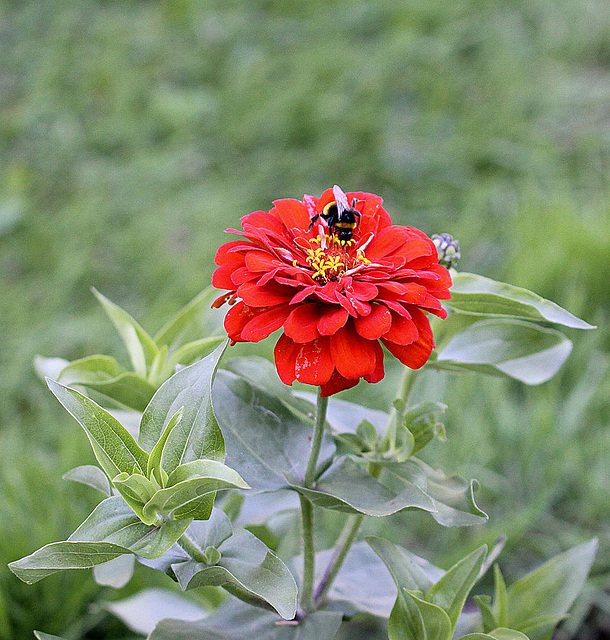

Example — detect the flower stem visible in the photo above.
[314,513,364,604]
[381,365,417,453]
[299,389,329,612]
[304,390,329,487]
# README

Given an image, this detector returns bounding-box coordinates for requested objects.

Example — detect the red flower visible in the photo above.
[212,187,451,397]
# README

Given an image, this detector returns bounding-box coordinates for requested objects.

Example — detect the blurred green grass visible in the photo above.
[0,0,609,637]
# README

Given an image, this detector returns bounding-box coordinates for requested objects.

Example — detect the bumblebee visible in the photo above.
[309,185,361,243]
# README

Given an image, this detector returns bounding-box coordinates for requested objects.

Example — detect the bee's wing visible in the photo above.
[332,185,350,213]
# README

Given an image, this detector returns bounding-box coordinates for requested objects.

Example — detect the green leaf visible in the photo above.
[147,407,184,486]
[506,539,597,637]
[139,343,227,474]
[34,632,70,640]
[93,554,135,588]
[165,336,225,372]
[71,496,190,557]
[431,319,573,385]
[457,631,530,640]
[404,590,452,640]
[403,402,447,455]
[292,455,436,517]
[154,287,220,349]
[475,595,499,632]
[213,370,335,491]
[141,460,248,521]
[47,379,148,479]
[381,458,488,526]
[447,273,595,329]
[93,288,159,377]
[62,465,111,496]
[148,344,169,386]
[493,564,509,628]
[170,511,297,620]
[427,545,487,630]
[112,472,160,524]
[149,599,342,640]
[104,588,207,636]
[367,536,437,595]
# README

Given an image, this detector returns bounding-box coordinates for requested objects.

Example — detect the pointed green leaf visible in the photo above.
[148,344,169,386]
[367,537,436,595]
[149,598,342,640]
[93,554,135,588]
[62,465,111,496]
[139,343,227,473]
[142,460,249,521]
[404,402,447,455]
[165,336,225,372]
[381,458,488,526]
[488,630,530,640]
[213,370,335,491]
[147,407,184,485]
[475,595,499,633]
[172,526,297,620]
[432,319,573,385]
[404,590,452,640]
[112,473,160,524]
[447,272,595,329]
[493,564,509,627]
[93,289,159,376]
[154,287,220,349]
[292,455,437,517]
[48,379,148,478]
[506,539,597,635]
[35,633,69,640]
[427,545,487,630]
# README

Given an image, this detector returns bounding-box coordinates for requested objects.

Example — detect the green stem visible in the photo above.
[299,389,329,612]
[381,365,417,452]
[314,513,364,604]
[177,533,207,564]
[304,390,329,487]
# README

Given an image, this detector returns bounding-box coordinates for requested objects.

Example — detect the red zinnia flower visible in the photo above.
[212,186,451,397]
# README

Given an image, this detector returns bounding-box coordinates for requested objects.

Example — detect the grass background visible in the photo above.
[0,0,608,637]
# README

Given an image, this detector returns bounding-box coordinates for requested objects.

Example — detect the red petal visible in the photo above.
[354,304,392,340]
[383,311,419,345]
[224,301,255,341]
[212,264,238,290]
[241,210,285,236]
[382,320,434,369]
[320,370,359,397]
[272,199,310,231]
[317,306,349,335]
[294,337,334,385]
[366,226,409,260]
[214,240,250,266]
[330,322,378,378]
[274,333,299,385]
[348,281,378,301]
[364,341,385,383]
[290,286,317,305]
[284,304,321,343]
[245,251,282,272]
[241,305,291,342]
[238,281,292,307]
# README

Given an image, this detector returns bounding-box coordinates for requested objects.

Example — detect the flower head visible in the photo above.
[212,187,451,396]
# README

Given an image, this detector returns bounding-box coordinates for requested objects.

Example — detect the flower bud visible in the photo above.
[432,233,461,269]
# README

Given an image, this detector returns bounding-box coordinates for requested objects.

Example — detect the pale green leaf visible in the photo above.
[147,407,184,485]
[142,460,249,521]
[149,599,342,640]
[506,539,597,636]
[427,545,487,630]
[34,632,70,640]
[112,473,160,524]
[93,288,159,377]
[447,272,595,329]
[432,319,573,385]
[292,455,436,517]
[404,590,452,640]
[139,343,227,474]
[93,554,135,588]
[48,379,148,478]
[62,465,111,496]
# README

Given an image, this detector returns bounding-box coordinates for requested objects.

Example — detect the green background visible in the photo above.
[0,0,608,638]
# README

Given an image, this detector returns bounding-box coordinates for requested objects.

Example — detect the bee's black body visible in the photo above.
[308,185,361,243]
